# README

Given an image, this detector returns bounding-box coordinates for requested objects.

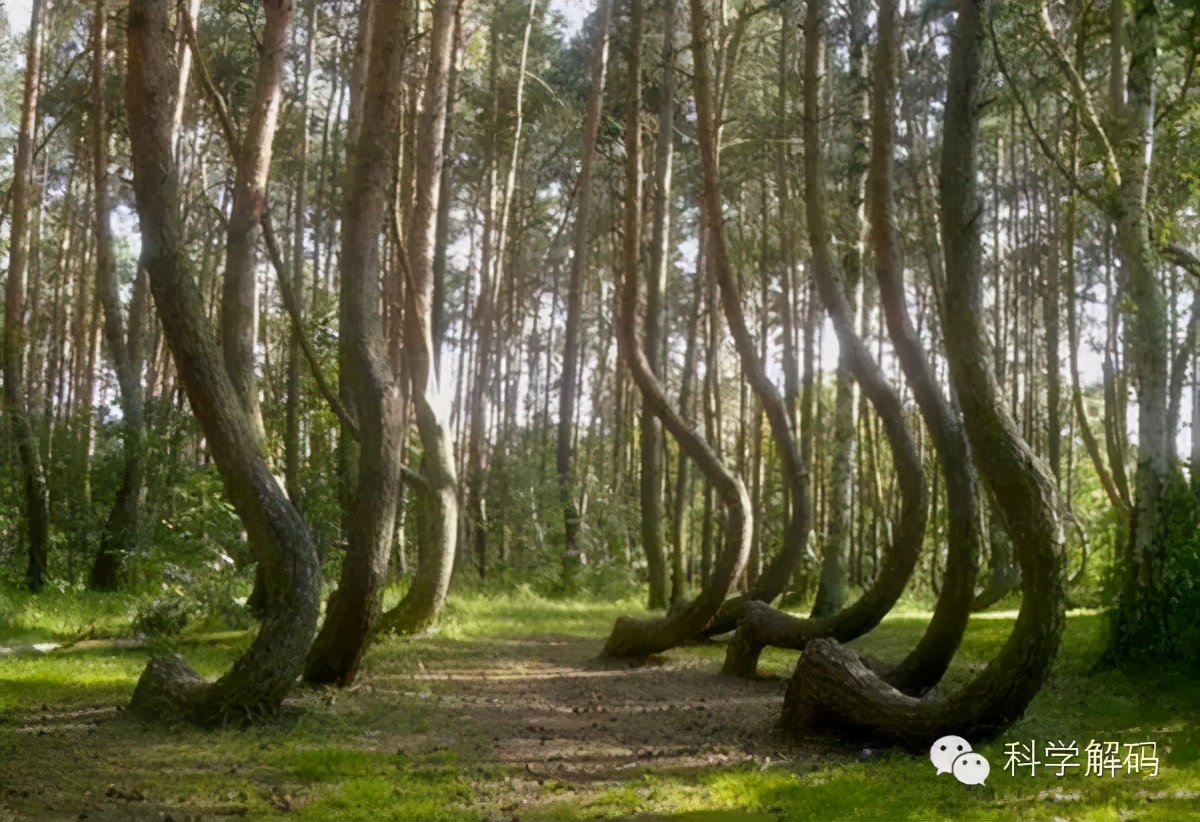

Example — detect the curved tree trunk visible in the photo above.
[303,0,415,686]
[865,0,979,693]
[125,0,322,724]
[602,0,752,659]
[688,0,810,640]
[722,0,927,678]
[781,0,1066,744]
[374,0,460,638]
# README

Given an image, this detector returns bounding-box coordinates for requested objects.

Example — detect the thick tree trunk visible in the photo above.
[558,0,613,590]
[722,0,927,678]
[603,0,751,659]
[1113,2,1170,656]
[7,0,51,593]
[125,0,321,724]
[781,0,1066,744]
[375,0,460,638]
[304,0,412,681]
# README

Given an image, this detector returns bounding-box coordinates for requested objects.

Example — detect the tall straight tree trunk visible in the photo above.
[91,0,150,590]
[285,0,319,509]
[557,0,613,589]
[376,0,459,637]
[1036,0,1165,654]
[812,0,869,620]
[640,0,675,609]
[7,0,51,593]
[467,0,537,578]
[1111,2,1170,653]
[782,0,1066,744]
[669,267,702,603]
[125,0,321,724]
[603,0,751,659]
[431,7,464,366]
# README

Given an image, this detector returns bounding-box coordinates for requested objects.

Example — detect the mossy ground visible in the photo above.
[1,589,1197,820]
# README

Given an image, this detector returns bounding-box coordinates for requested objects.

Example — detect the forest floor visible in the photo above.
[1,589,1199,821]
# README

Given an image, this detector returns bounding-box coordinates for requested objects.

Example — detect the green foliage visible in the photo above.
[445,428,644,600]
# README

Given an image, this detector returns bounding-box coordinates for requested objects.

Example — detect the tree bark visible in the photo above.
[781,0,1066,744]
[125,0,321,724]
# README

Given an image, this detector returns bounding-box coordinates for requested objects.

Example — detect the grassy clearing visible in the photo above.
[1,589,1197,820]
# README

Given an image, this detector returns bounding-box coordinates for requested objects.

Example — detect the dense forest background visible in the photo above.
[0,0,1199,817]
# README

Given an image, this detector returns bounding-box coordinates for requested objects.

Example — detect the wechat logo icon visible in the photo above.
[931,735,990,785]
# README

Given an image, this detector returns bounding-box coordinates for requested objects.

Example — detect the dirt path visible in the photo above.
[1,631,844,820]
[381,636,820,784]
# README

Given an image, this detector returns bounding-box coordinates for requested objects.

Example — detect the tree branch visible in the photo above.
[1033,0,1120,185]
[260,206,361,441]
[988,11,1104,210]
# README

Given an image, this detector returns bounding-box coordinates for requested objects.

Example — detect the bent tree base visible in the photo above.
[778,0,1065,745]
[130,591,319,726]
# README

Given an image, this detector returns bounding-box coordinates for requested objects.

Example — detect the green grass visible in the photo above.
[1,587,1198,820]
